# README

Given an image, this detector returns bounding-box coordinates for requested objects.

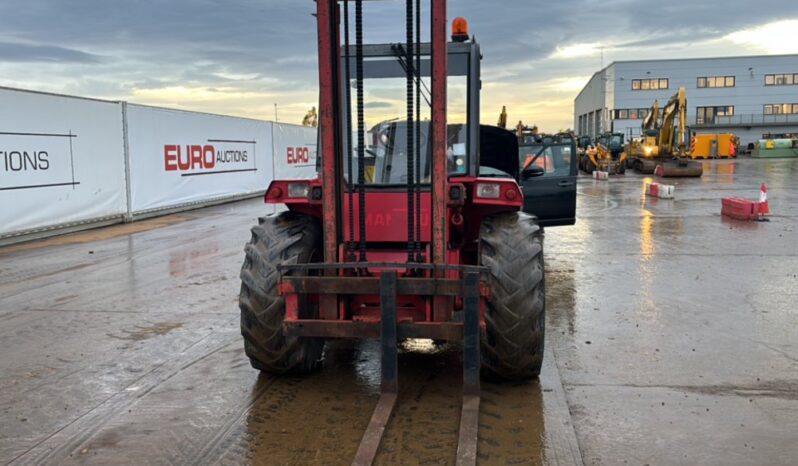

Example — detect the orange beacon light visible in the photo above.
[452,17,469,42]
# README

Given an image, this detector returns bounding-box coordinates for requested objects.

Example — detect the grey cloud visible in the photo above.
[364,101,393,109]
[0,41,101,63]
[0,0,797,129]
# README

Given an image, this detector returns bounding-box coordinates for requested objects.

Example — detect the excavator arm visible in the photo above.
[642,100,659,131]
[657,87,687,156]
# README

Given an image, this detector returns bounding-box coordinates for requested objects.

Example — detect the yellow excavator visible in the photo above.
[301,106,318,127]
[497,106,539,142]
[498,105,508,129]
[626,87,703,177]
[625,103,658,171]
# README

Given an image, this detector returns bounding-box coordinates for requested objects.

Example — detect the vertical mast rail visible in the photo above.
[355,0,368,263]
[343,0,356,262]
[317,0,340,266]
[430,0,447,267]
[405,0,416,264]
[414,0,422,262]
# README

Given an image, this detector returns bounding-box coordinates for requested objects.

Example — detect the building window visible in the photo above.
[764,74,798,86]
[613,108,649,120]
[631,78,668,91]
[764,104,798,115]
[618,108,650,120]
[696,106,734,124]
[697,76,735,88]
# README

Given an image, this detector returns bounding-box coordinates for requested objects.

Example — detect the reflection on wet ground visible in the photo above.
[1,158,797,465]
[221,340,549,465]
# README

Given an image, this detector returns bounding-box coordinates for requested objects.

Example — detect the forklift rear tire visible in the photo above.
[479,212,545,380]
[239,212,324,374]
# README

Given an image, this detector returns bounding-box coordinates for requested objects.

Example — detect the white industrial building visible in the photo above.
[574,54,798,147]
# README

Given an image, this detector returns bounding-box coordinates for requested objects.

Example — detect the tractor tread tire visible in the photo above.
[239,212,324,374]
[480,212,545,381]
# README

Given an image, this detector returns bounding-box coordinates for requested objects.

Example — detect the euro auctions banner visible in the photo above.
[272,123,318,180]
[126,105,274,213]
[0,88,127,236]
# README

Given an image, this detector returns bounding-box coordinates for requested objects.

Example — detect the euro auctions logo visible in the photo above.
[164,139,256,176]
[164,145,217,171]
[287,146,310,165]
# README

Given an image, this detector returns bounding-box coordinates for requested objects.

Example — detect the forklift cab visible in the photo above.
[339,40,576,227]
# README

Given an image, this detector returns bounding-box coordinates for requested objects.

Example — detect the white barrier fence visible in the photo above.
[0,87,317,243]
[126,105,275,215]
[0,89,128,237]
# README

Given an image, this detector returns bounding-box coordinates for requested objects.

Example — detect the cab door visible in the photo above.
[518,142,578,227]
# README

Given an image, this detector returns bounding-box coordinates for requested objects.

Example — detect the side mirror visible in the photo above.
[522,165,545,179]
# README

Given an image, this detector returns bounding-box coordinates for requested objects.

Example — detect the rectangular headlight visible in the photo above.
[287,183,310,198]
[476,183,501,199]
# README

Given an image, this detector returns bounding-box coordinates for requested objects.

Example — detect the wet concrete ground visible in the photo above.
[550,158,798,465]
[0,157,796,465]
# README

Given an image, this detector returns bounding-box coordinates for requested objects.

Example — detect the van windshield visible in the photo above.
[519,143,572,177]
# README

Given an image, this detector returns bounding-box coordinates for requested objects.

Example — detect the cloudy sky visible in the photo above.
[1,0,797,132]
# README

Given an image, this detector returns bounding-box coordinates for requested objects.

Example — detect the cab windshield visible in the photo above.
[355,121,467,185]
[344,68,470,186]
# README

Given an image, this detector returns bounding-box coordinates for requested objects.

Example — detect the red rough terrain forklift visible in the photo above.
[238,0,577,463]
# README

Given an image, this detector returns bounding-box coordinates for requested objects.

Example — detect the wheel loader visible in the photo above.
[581,132,627,174]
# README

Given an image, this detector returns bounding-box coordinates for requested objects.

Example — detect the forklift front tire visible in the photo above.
[239,212,325,374]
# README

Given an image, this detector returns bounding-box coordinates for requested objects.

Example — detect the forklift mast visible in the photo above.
[316,0,452,267]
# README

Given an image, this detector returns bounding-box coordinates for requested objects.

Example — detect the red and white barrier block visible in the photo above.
[593,171,609,180]
[721,183,770,220]
[646,182,675,199]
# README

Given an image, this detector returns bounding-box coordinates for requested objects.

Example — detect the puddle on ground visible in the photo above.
[108,322,183,341]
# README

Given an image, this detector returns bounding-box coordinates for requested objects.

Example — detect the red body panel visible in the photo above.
[264,176,521,327]
[343,192,432,243]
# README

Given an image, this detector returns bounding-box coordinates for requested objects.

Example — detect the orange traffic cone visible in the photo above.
[759,183,770,215]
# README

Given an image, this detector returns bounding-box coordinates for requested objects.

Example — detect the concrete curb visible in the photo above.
[541,347,584,466]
